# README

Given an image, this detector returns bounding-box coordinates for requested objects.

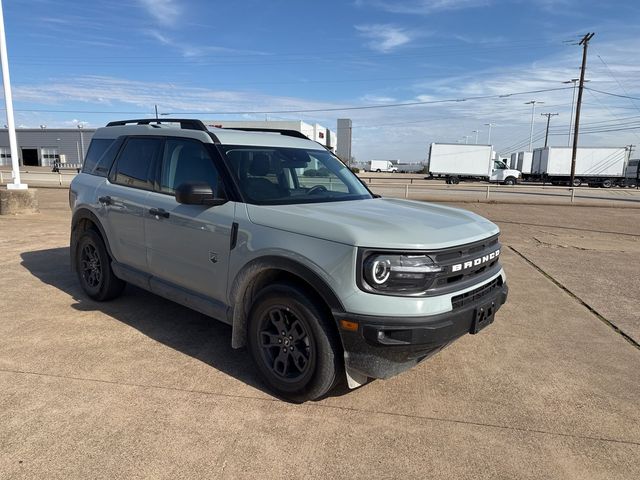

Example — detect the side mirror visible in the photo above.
[175,182,227,206]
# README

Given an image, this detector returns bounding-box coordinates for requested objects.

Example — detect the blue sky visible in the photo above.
[4,0,640,161]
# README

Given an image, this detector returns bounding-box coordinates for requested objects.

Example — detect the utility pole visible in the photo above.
[563,78,590,146]
[570,32,595,187]
[484,123,494,145]
[525,100,544,151]
[541,113,559,147]
[628,144,638,189]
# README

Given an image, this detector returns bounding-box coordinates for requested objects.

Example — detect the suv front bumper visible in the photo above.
[333,280,508,379]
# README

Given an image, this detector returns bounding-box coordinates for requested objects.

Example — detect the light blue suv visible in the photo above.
[70,119,508,401]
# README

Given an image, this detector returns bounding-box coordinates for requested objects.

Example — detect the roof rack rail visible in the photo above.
[105,118,208,131]
[219,127,310,141]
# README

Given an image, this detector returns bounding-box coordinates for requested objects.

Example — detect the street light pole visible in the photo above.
[525,100,544,152]
[463,135,469,144]
[0,0,25,189]
[78,124,85,163]
[484,123,494,145]
[472,130,479,144]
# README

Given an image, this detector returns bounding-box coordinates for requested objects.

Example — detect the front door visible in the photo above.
[144,137,234,304]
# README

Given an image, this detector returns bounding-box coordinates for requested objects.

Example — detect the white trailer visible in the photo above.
[427,143,521,185]
[534,146,630,187]
[517,151,534,178]
[368,160,398,172]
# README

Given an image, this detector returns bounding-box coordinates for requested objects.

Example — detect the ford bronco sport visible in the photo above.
[69,119,508,401]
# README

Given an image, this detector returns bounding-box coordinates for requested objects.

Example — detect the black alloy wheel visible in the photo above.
[247,283,342,402]
[80,242,102,290]
[257,306,313,382]
[75,230,125,301]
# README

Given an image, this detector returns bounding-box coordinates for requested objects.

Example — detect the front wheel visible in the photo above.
[76,229,125,301]
[503,176,516,186]
[247,283,342,402]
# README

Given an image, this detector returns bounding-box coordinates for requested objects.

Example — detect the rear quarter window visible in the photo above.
[82,139,115,176]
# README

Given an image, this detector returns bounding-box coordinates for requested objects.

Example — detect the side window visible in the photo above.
[82,138,113,175]
[159,138,220,194]
[113,137,161,190]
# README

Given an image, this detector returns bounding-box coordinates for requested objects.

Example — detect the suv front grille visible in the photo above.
[425,234,501,294]
[451,277,502,310]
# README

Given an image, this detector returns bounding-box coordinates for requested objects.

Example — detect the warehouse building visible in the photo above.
[0,127,96,168]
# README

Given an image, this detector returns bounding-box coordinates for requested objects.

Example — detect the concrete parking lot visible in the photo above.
[1,189,639,479]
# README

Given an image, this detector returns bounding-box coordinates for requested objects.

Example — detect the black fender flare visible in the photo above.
[70,208,113,271]
[227,256,345,349]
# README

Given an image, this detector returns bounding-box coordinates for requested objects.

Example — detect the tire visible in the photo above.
[601,179,613,188]
[75,229,125,301]
[450,177,460,184]
[375,169,381,172]
[572,178,582,187]
[503,176,516,186]
[247,283,342,402]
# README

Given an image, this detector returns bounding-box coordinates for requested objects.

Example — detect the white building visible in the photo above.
[204,120,336,151]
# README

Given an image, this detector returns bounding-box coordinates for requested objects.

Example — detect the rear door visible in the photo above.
[144,137,235,304]
[96,136,161,271]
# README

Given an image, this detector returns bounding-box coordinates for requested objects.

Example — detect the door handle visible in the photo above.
[149,207,170,219]
[98,196,112,205]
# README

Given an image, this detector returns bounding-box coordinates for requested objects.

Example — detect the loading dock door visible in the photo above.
[21,148,38,166]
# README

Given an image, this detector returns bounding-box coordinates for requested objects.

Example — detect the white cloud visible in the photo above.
[138,0,181,27]
[355,24,412,53]
[355,0,489,15]
[145,29,268,58]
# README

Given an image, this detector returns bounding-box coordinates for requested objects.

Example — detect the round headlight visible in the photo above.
[370,258,391,284]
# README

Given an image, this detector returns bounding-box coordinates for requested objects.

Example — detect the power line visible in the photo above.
[0,86,574,116]
[586,87,640,101]
[160,87,573,115]
[595,53,640,114]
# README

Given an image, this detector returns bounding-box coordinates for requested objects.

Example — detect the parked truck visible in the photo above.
[367,160,398,173]
[533,146,630,187]
[427,143,521,185]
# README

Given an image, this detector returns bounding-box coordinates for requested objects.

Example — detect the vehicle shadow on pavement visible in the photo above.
[20,247,273,396]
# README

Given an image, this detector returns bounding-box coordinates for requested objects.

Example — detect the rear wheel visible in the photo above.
[572,178,582,187]
[247,283,342,402]
[76,230,125,301]
[601,179,613,188]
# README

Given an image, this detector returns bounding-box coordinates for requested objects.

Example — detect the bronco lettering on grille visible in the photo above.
[451,249,500,272]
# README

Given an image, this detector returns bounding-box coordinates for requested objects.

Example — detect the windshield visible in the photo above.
[221,145,373,205]
[494,160,508,170]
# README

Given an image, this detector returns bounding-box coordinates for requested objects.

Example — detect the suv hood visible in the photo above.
[246,198,499,250]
